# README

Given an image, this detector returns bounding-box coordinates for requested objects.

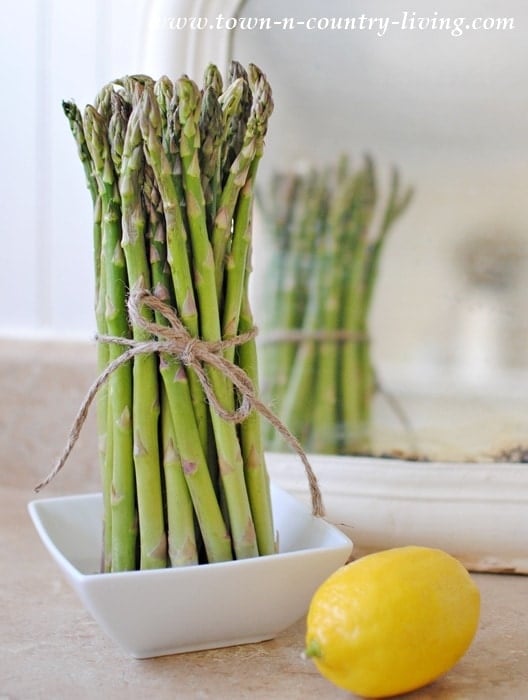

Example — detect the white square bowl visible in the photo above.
[28,483,352,658]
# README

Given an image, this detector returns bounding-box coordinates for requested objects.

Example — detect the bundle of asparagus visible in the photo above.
[260,156,412,455]
[62,62,276,572]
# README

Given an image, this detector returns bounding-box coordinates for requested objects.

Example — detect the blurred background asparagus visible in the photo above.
[63,62,275,572]
[259,156,412,455]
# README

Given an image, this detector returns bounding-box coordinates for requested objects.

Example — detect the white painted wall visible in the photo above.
[1,0,149,338]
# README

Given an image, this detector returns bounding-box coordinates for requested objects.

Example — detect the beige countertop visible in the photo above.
[1,339,528,698]
[0,481,527,699]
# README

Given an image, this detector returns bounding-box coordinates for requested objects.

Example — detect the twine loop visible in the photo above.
[180,337,199,366]
[35,288,324,517]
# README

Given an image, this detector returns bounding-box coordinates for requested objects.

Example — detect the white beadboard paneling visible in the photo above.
[48,0,99,336]
[0,0,151,338]
[98,0,149,82]
[140,0,242,79]
[1,2,41,331]
[49,0,148,337]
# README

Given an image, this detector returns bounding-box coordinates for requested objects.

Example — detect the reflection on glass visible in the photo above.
[232,0,528,460]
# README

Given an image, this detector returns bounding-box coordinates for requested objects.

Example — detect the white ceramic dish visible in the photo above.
[266,452,528,574]
[28,483,352,658]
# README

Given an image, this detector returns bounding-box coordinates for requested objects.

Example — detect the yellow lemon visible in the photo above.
[305,545,480,698]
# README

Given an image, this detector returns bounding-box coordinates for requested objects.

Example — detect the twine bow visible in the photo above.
[36,288,324,517]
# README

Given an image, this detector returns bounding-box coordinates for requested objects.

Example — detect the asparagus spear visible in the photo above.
[62,100,113,567]
[206,63,275,553]
[119,106,167,569]
[212,66,273,301]
[199,86,223,230]
[221,61,252,183]
[339,159,378,453]
[103,84,133,532]
[62,101,98,203]
[267,172,328,449]
[176,76,259,560]
[221,100,275,554]
[139,86,233,563]
[353,170,413,449]
[203,62,223,95]
[150,80,213,456]
[153,76,176,160]
[201,63,224,230]
[153,76,174,122]
[266,171,326,447]
[160,385,199,565]
[310,171,359,453]
[84,104,136,571]
[144,163,199,566]
[93,84,113,123]
[258,172,301,419]
[262,156,412,455]
[237,241,276,556]
[221,64,274,346]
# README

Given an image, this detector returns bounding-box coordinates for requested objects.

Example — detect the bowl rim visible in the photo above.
[28,483,353,580]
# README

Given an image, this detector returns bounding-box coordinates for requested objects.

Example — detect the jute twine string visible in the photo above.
[35,288,324,517]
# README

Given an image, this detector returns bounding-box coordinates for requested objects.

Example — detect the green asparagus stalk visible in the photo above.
[153,76,176,160]
[84,105,136,571]
[143,164,198,566]
[201,63,224,230]
[339,159,378,453]
[266,173,328,449]
[119,106,167,569]
[258,171,302,420]
[153,76,174,122]
[218,76,245,127]
[216,69,275,534]
[152,80,213,457]
[101,89,137,568]
[221,85,275,553]
[221,62,252,183]
[93,84,113,123]
[62,101,98,203]
[237,237,276,555]
[212,65,273,301]
[221,65,274,345]
[176,75,260,560]
[62,100,112,568]
[160,385,199,565]
[64,63,276,570]
[310,173,360,453]
[139,86,233,563]
[351,170,413,450]
[213,75,245,246]
[262,156,412,456]
[199,86,224,230]
[143,164,173,310]
[140,85,210,448]
[114,74,155,108]
[203,63,223,95]
[92,196,113,571]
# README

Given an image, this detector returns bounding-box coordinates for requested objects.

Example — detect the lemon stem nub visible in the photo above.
[305,639,323,659]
